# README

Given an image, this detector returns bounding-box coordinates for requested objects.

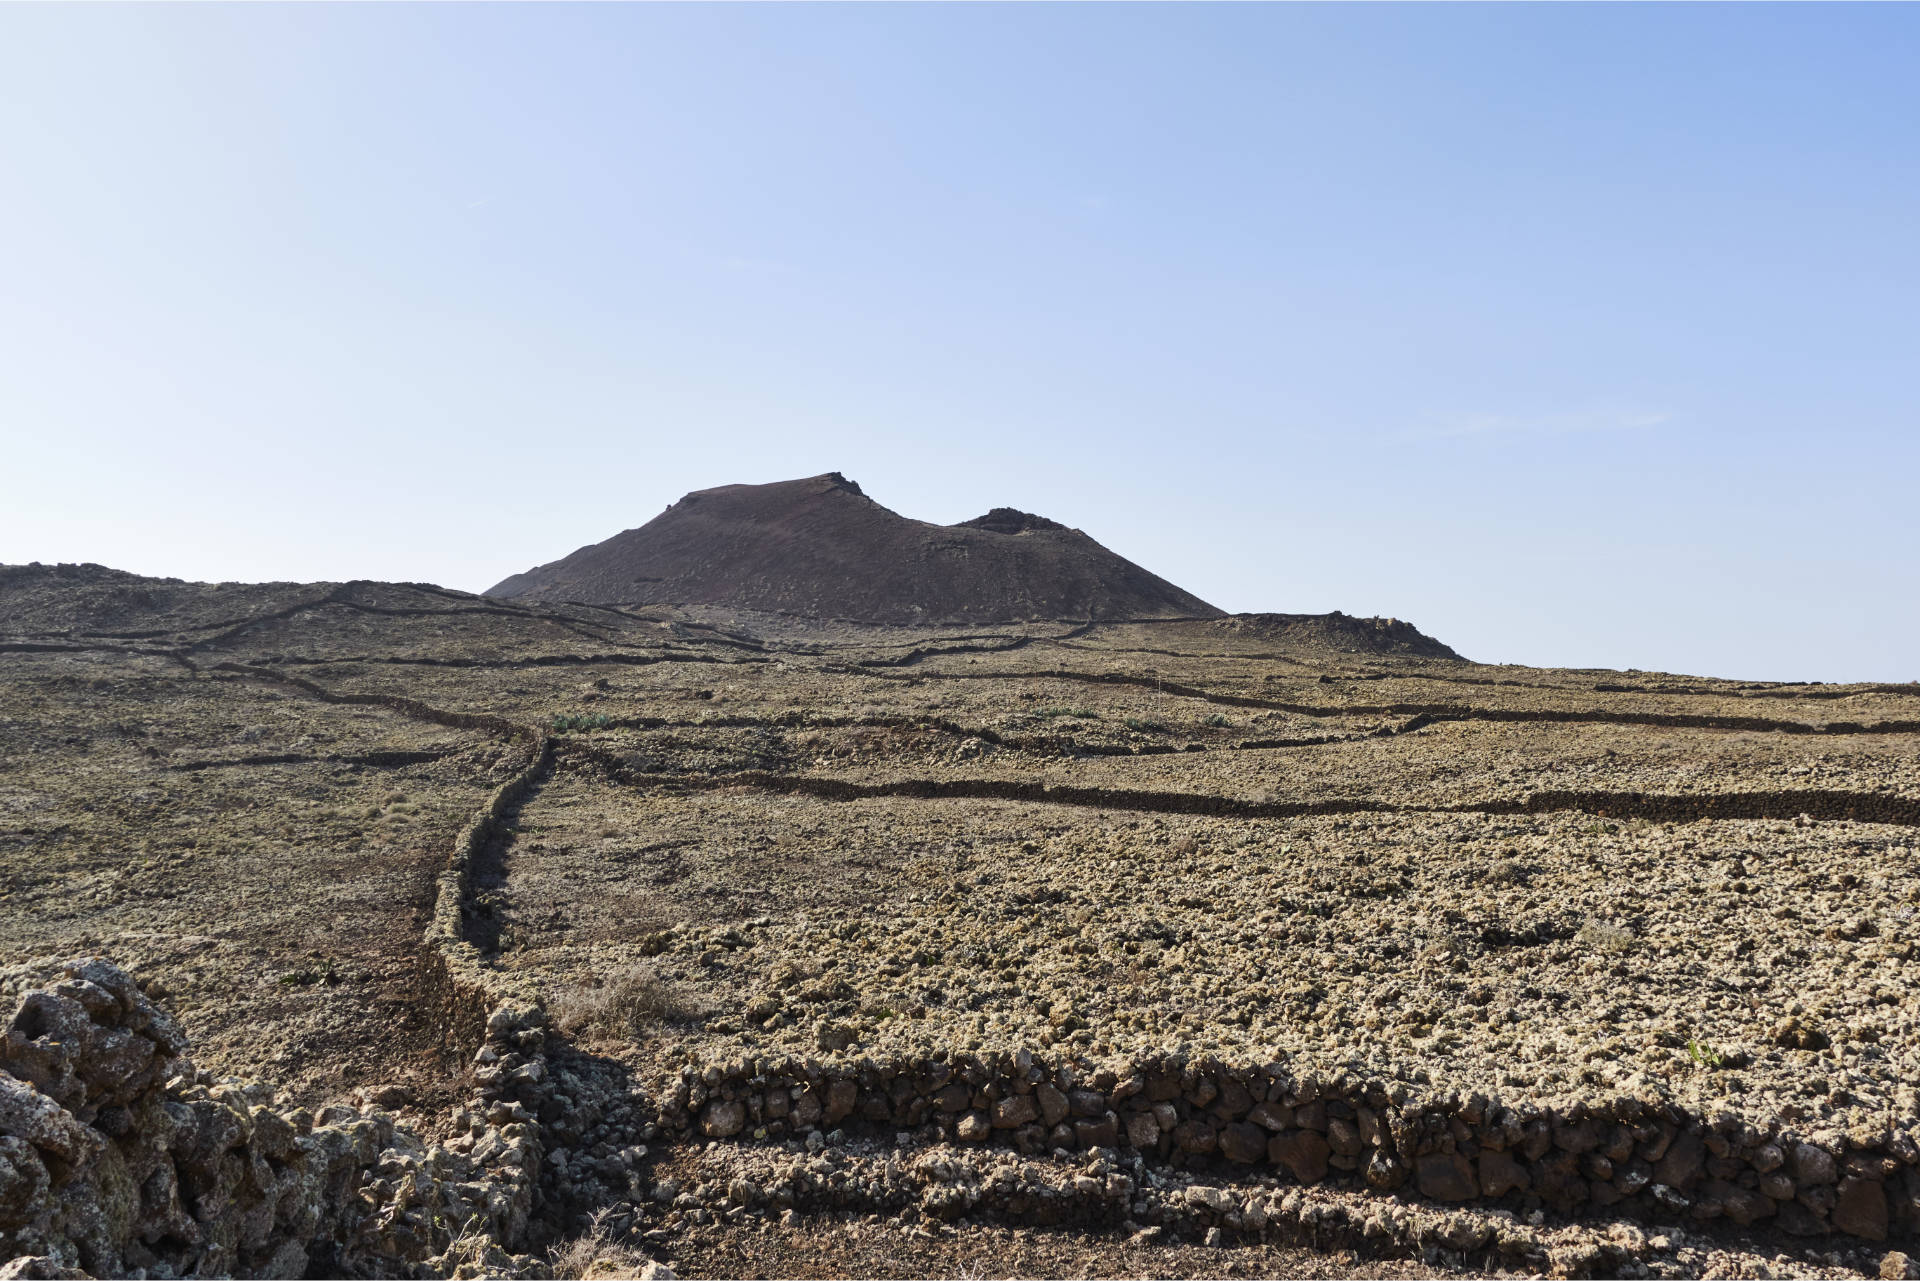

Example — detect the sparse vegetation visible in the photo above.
[9,564,1920,1273]
[277,961,340,987]
[430,1215,497,1276]
[1576,918,1637,952]
[1481,860,1528,885]
[1687,1037,1725,1069]
[552,965,696,1040]
[548,1206,656,1280]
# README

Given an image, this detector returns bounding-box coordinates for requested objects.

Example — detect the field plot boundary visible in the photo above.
[572,749,1920,829]
[208,662,1918,1253]
[865,667,1920,737]
[8,625,1913,1275]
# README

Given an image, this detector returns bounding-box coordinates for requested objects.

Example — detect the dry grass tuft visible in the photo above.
[434,1216,492,1272]
[549,1207,659,1279]
[1576,918,1638,952]
[545,1206,656,1275]
[552,965,695,1042]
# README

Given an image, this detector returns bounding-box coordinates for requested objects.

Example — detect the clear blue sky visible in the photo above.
[4,5,1915,682]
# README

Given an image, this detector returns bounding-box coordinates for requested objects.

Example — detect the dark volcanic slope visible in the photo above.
[1213,611,1461,659]
[486,473,1225,625]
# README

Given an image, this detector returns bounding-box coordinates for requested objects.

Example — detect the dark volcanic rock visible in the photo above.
[486,473,1223,625]
[955,508,1068,536]
[1213,611,1460,659]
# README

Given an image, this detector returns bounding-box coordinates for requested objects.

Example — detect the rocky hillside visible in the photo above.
[485,473,1224,625]
[1213,611,1462,659]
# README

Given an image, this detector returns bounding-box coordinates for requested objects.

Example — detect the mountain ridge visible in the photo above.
[485,473,1224,625]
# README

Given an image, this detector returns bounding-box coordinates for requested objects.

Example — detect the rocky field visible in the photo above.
[2,562,1917,1278]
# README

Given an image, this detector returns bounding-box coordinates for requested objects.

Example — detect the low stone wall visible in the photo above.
[205,661,554,1060]
[585,749,1920,829]
[653,1050,1918,1245]
[625,1137,1724,1278]
[418,730,554,1062]
[1,670,575,1277]
[205,662,536,742]
[37,661,1912,1276]
[900,665,1920,738]
[0,958,560,1280]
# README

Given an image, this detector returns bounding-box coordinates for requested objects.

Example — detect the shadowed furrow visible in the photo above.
[568,749,1920,829]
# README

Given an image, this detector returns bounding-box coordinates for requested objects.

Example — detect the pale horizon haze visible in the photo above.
[3,5,1915,682]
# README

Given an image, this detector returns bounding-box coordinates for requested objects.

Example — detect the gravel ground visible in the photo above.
[496,775,1919,1144]
[5,564,1918,1275]
[0,649,504,1105]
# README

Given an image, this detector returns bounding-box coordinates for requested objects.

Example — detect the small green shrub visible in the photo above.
[278,961,339,987]
[1204,713,1232,728]
[551,713,612,733]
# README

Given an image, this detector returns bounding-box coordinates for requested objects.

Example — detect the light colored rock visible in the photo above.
[1186,1184,1234,1213]
[1792,1142,1838,1186]
[700,1100,746,1138]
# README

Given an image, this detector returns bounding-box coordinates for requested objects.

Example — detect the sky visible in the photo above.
[2,5,1915,683]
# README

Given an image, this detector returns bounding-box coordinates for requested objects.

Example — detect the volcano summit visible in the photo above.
[486,472,1223,624]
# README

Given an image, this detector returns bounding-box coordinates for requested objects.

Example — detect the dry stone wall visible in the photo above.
[1,667,574,1278]
[0,968,557,1281]
[1,959,402,1276]
[8,657,1913,1277]
[886,666,1920,737]
[586,754,1920,830]
[0,956,569,1279]
[650,1050,1917,1245]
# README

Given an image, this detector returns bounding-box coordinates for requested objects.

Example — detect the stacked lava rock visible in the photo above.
[0,958,539,1278]
[653,1050,1918,1243]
